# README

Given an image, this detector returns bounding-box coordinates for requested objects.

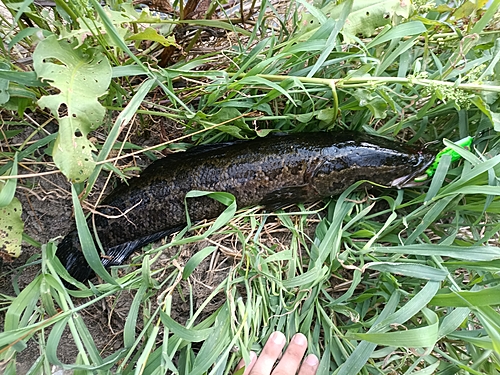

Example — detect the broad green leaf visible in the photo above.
[297,0,328,32]
[33,35,111,182]
[299,0,411,38]
[60,9,131,47]
[452,0,484,19]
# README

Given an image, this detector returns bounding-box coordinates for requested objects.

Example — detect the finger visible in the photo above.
[298,354,319,375]
[272,333,308,375]
[249,332,286,375]
[234,351,257,375]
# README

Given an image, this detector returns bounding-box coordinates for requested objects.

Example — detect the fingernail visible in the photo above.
[305,354,319,366]
[292,333,307,346]
[271,331,286,345]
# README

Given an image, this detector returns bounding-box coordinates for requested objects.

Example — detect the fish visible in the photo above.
[56,132,435,283]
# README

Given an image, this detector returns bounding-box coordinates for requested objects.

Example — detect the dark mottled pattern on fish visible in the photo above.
[57,132,435,283]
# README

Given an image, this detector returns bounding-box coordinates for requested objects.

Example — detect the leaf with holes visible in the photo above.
[337,0,412,37]
[33,35,112,182]
[302,0,412,38]
[0,196,23,258]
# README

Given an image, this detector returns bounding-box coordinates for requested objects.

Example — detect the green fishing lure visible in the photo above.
[415,136,473,182]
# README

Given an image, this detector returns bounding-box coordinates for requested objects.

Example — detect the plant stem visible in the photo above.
[227,73,500,93]
[429,29,500,41]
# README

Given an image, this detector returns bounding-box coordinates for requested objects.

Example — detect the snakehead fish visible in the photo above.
[56,132,435,283]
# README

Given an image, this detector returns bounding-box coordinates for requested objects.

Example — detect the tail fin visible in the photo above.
[55,230,95,283]
[56,228,178,284]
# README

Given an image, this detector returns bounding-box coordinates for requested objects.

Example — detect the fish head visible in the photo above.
[389,150,436,188]
[310,140,436,197]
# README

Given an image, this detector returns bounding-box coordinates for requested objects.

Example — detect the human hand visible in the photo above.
[235,332,319,375]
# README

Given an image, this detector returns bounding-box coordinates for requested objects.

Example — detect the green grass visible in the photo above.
[2,0,500,374]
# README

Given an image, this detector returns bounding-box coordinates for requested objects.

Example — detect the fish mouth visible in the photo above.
[390,153,436,188]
